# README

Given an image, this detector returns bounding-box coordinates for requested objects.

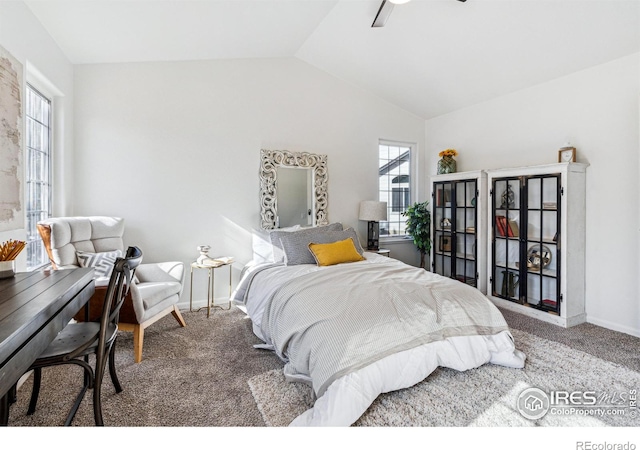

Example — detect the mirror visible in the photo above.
[276,167,312,228]
[259,149,328,230]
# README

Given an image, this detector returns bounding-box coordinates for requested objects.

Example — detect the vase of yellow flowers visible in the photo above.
[437,149,458,174]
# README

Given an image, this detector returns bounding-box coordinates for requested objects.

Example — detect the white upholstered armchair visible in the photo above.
[37,216,186,363]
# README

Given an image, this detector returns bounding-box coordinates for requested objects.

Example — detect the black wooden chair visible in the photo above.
[25,246,143,426]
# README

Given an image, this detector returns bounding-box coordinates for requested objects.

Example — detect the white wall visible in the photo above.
[426,53,640,336]
[0,1,74,271]
[73,58,426,306]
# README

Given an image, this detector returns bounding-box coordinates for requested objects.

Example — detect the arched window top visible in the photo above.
[392,175,410,184]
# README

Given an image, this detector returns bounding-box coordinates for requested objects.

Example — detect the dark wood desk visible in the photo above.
[0,268,95,424]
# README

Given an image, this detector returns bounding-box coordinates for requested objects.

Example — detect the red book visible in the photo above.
[504,217,514,237]
[495,216,507,236]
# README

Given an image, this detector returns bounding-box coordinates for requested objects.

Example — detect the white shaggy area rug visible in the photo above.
[248,329,640,427]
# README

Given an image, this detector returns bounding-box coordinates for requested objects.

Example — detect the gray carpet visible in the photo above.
[9,307,281,426]
[7,305,640,427]
[249,328,640,426]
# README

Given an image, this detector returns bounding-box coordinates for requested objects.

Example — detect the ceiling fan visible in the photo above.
[372,0,467,28]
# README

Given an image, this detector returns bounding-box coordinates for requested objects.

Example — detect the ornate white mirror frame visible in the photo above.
[259,149,328,230]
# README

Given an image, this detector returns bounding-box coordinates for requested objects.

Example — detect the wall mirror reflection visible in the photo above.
[259,149,328,230]
[276,167,313,228]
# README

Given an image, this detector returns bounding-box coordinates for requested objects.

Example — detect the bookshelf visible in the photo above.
[485,163,588,327]
[431,170,487,294]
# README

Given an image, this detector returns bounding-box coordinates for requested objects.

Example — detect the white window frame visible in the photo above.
[378,139,416,240]
[24,83,53,270]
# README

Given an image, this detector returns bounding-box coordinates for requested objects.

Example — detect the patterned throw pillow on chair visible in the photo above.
[76,250,123,278]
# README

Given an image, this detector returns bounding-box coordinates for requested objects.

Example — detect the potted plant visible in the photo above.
[402,201,431,269]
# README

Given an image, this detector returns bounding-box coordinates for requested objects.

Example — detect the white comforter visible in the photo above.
[232,253,526,426]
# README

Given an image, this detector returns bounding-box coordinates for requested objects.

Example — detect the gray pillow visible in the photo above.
[76,249,123,278]
[270,223,343,263]
[281,228,364,266]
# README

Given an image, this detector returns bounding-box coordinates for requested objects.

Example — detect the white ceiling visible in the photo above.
[25,0,640,119]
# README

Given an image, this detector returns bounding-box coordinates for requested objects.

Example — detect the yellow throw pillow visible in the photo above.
[308,238,366,267]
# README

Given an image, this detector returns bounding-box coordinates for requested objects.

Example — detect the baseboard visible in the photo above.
[587,316,640,338]
[489,296,580,328]
[178,297,231,312]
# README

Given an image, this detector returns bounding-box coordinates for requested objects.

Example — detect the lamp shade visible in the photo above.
[359,201,388,222]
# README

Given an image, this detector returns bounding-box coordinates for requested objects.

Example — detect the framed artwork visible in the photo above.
[0,44,24,231]
[438,235,452,252]
[558,146,576,163]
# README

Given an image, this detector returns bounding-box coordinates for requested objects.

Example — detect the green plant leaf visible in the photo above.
[403,201,431,257]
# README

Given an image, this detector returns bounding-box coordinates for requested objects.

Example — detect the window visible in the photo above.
[391,186,410,213]
[25,84,52,270]
[378,141,413,237]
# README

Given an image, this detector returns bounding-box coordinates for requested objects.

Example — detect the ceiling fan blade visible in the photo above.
[372,0,394,28]
[372,0,467,28]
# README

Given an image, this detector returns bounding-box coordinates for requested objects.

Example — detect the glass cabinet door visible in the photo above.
[491,177,522,303]
[490,174,561,313]
[433,179,478,287]
[524,174,561,313]
[433,182,453,278]
[453,179,478,287]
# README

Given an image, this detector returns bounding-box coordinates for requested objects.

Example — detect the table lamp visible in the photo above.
[359,201,388,251]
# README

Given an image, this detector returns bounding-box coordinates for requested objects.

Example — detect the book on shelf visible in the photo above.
[495,215,508,237]
[465,227,475,233]
[496,216,517,238]
[435,188,452,207]
[495,215,505,236]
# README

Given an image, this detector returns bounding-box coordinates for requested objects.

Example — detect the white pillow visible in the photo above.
[251,225,301,264]
[76,249,123,278]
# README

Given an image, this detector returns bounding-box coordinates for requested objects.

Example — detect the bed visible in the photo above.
[232,224,526,426]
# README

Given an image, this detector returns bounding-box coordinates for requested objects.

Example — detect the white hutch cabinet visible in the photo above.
[431,170,488,294]
[485,163,588,327]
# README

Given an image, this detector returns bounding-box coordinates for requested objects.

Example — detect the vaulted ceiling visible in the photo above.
[25,0,640,119]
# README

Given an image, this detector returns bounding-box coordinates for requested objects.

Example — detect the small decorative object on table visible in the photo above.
[437,149,458,174]
[196,244,227,267]
[0,239,26,279]
[195,245,235,268]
